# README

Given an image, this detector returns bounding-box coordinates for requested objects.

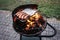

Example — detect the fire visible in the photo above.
[27,20,34,25]
[32,13,40,18]
[25,13,44,30]
[25,20,35,30]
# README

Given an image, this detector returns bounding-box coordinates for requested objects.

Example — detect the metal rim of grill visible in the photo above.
[12,4,47,36]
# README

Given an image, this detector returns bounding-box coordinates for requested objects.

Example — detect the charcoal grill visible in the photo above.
[12,4,56,40]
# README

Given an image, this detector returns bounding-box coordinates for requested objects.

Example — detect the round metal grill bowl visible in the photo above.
[12,4,47,36]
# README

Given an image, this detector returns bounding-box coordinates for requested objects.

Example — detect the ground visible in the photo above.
[0,10,60,40]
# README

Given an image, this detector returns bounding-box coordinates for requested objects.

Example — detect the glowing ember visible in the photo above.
[25,12,45,30]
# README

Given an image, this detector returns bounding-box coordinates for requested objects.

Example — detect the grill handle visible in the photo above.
[39,22,57,37]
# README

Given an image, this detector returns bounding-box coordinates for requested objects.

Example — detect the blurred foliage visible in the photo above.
[0,0,60,19]
[38,0,60,19]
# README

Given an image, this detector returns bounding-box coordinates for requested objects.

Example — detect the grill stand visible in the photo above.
[20,22,56,40]
[20,34,42,40]
[20,34,22,40]
[39,37,42,40]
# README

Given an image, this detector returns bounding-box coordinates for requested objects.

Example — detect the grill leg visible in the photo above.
[20,34,22,40]
[39,37,42,40]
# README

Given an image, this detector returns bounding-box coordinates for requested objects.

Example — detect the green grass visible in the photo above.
[0,0,60,19]
[38,0,60,18]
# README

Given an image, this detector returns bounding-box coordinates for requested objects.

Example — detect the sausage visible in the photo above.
[15,11,29,20]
